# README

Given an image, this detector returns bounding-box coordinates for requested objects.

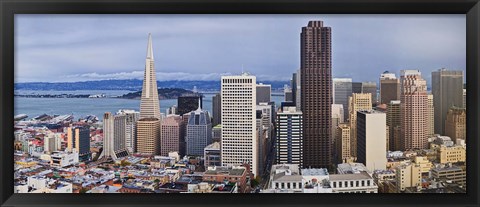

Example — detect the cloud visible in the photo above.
[56,71,289,82]
[15,14,466,84]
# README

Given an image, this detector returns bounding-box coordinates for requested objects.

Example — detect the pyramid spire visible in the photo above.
[140,33,161,119]
[196,97,202,112]
[146,33,154,60]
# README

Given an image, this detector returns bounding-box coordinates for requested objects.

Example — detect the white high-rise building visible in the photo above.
[356,110,387,172]
[221,73,258,176]
[332,104,344,124]
[100,112,129,160]
[117,109,139,153]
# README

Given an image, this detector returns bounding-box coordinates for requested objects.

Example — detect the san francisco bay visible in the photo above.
[15,90,285,120]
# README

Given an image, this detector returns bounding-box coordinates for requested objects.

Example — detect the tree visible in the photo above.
[79,188,88,193]
[120,160,131,167]
[251,176,261,188]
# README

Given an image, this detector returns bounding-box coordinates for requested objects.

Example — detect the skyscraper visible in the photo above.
[335,123,351,164]
[221,74,258,176]
[291,73,298,106]
[432,69,464,135]
[256,83,271,104]
[400,70,428,150]
[295,69,301,111]
[67,125,91,161]
[300,20,332,168]
[348,93,372,158]
[186,105,212,156]
[117,109,139,153]
[136,118,160,155]
[212,93,221,126]
[463,89,466,109]
[332,104,344,151]
[386,100,401,151]
[445,107,466,142]
[362,82,377,105]
[256,102,274,138]
[100,112,129,159]
[427,94,435,138]
[136,33,161,155]
[284,85,293,102]
[275,106,303,168]
[352,82,362,94]
[333,78,352,121]
[44,135,57,153]
[380,71,400,105]
[139,33,161,120]
[160,115,185,156]
[356,110,387,172]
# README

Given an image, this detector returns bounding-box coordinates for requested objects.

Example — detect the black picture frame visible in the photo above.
[1,0,479,206]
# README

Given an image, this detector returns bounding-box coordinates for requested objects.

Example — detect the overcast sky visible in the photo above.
[15,14,466,84]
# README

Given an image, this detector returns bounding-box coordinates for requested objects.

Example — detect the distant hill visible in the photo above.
[118,88,195,99]
[15,79,290,91]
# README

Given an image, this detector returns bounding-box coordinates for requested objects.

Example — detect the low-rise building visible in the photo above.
[204,142,221,168]
[14,176,73,193]
[329,172,378,193]
[438,145,466,164]
[412,156,433,175]
[431,165,466,189]
[50,150,79,168]
[202,166,248,193]
[396,163,421,192]
[269,164,303,192]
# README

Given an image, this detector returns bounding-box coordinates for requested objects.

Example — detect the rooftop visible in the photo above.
[302,168,329,176]
[330,171,373,181]
[273,172,303,182]
[204,142,221,150]
[337,163,369,174]
[204,166,246,176]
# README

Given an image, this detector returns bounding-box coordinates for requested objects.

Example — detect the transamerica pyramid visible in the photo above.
[139,33,161,119]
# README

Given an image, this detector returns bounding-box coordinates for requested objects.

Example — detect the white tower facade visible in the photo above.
[221,73,258,176]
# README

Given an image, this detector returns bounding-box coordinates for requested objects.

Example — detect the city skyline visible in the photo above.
[13,18,467,194]
[16,14,466,84]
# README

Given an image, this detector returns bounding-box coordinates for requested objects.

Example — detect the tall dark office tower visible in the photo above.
[177,95,203,115]
[212,93,221,126]
[352,82,363,93]
[67,125,91,161]
[300,20,332,168]
[256,83,271,104]
[362,82,378,105]
[432,69,464,135]
[380,71,400,105]
[291,73,298,106]
[333,78,352,121]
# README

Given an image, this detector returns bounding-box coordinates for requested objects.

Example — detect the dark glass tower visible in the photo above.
[300,21,332,168]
